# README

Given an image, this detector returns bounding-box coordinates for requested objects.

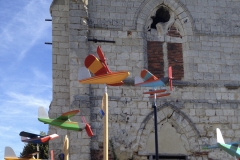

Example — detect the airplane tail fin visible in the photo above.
[21,136,28,142]
[217,128,225,144]
[38,107,49,119]
[4,146,17,158]
[140,69,158,82]
[78,67,91,81]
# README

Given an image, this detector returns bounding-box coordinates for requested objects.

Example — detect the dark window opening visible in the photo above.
[151,6,170,29]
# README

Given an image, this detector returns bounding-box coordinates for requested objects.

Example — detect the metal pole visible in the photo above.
[153,89,159,160]
[103,86,108,160]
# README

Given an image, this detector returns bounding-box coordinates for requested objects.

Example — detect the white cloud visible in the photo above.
[32,68,49,82]
[0,0,52,158]
[0,0,51,60]
[6,92,50,108]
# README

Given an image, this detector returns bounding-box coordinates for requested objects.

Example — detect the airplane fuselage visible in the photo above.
[38,118,86,131]
[218,143,240,158]
[22,138,43,144]
[135,79,165,87]
[79,71,129,85]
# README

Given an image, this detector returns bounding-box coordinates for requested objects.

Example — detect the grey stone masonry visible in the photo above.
[49,0,240,159]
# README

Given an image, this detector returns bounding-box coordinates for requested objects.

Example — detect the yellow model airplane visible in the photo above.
[79,46,130,86]
[4,146,41,160]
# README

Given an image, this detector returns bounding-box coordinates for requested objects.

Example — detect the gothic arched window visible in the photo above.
[146,6,184,80]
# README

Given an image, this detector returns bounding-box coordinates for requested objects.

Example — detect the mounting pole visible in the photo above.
[37,144,39,159]
[64,135,69,160]
[103,85,108,160]
[153,88,159,160]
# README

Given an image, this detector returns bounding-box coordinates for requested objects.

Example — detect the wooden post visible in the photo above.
[37,144,39,159]
[103,86,108,160]
[64,135,69,160]
[51,150,54,160]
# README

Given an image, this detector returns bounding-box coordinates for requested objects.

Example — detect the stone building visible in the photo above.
[49,0,240,159]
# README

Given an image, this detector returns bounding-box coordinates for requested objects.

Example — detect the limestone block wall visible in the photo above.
[49,0,240,159]
[49,0,70,157]
[50,0,91,159]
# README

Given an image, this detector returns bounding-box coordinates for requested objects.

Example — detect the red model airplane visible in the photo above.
[79,46,130,86]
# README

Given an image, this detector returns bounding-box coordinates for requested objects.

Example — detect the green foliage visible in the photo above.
[40,131,46,136]
[20,131,49,159]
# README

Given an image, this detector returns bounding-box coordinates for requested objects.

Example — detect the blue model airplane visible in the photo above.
[20,131,59,144]
[135,66,172,89]
[203,128,240,160]
[134,66,172,98]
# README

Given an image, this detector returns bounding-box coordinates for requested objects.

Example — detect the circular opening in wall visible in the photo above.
[151,6,170,29]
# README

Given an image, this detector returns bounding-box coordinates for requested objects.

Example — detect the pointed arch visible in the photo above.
[132,103,201,155]
[135,0,195,36]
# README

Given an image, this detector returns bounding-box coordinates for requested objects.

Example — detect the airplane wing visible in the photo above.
[40,134,59,143]
[140,69,158,82]
[19,131,42,138]
[84,54,108,76]
[55,110,80,121]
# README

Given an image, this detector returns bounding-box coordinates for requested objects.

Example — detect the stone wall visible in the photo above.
[50,0,240,159]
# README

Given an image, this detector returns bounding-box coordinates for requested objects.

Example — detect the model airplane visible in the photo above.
[79,46,130,86]
[20,131,59,144]
[203,128,240,160]
[4,146,41,160]
[135,66,173,98]
[38,107,93,137]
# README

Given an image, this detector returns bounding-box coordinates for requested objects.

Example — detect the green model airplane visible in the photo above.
[203,128,240,160]
[38,107,86,131]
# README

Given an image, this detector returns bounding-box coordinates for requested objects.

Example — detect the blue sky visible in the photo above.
[0,0,52,158]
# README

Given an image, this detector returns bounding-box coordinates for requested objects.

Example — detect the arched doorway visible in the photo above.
[134,103,201,159]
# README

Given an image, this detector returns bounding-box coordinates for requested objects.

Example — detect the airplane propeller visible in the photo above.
[97,46,111,73]
[168,66,173,91]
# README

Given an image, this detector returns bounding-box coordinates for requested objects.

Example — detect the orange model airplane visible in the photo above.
[78,46,130,86]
